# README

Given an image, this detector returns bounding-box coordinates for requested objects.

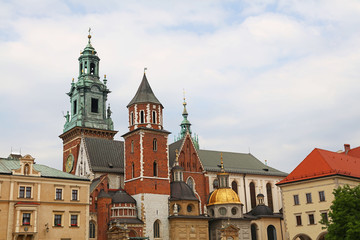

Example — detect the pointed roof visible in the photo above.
[127,74,162,107]
[277,148,360,185]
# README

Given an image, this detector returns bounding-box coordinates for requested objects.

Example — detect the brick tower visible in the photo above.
[59,30,117,174]
[123,73,170,240]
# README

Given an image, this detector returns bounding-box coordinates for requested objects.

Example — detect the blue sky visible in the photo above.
[1,0,360,173]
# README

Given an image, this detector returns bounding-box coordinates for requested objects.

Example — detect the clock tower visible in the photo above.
[59,31,117,174]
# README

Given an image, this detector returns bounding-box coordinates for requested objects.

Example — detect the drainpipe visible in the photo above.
[243,174,248,212]
[280,217,284,240]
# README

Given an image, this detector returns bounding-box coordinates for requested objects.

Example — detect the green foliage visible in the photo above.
[321,184,360,240]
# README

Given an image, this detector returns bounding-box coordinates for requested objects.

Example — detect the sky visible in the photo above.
[1,0,360,174]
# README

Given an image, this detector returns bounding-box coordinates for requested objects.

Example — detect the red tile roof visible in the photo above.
[277,148,360,185]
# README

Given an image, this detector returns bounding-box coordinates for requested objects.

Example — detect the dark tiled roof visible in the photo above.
[110,189,136,203]
[85,138,124,173]
[127,74,162,107]
[90,177,101,193]
[168,140,287,176]
[98,189,111,198]
[248,205,273,216]
[170,182,198,201]
[198,149,287,176]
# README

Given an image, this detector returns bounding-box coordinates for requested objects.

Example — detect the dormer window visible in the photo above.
[91,98,99,113]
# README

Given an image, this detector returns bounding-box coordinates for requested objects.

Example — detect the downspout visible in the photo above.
[243,174,248,212]
[280,217,284,240]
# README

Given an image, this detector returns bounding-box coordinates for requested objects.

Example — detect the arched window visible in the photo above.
[131,162,135,178]
[90,62,95,75]
[231,181,238,194]
[251,224,258,240]
[140,110,145,123]
[153,139,157,151]
[266,183,274,211]
[267,225,276,240]
[89,221,96,238]
[250,182,256,209]
[154,220,160,238]
[131,141,134,153]
[153,161,158,177]
[152,111,156,124]
[213,179,219,189]
[187,177,194,190]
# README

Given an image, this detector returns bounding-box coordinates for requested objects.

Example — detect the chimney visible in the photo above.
[344,144,350,154]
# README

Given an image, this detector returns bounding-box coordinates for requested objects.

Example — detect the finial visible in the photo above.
[104,74,106,78]
[88,27,92,43]
[183,88,186,103]
[220,153,224,172]
[72,78,74,82]
[144,67,147,74]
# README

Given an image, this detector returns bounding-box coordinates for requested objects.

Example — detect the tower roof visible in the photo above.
[127,73,162,107]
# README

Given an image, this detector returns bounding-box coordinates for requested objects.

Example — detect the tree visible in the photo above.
[321,184,360,240]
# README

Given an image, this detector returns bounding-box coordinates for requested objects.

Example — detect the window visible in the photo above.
[306,193,312,203]
[308,214,315,225]
[140,110,145,123]
[267,225,277,240]
[266,183,274,211]
[71,215,78,227]
[19,186,31,198]
[321,212,328,223]
[153,220,160,238]
[152,111,156,124]
[130,112,134,125]
[131,141,134,153]
[153,161,157,177]
[90,62,95,75]
[231,181,238,194]
[187,204,193,212]
[73,100,77,115]
[89,221,96,238]
[22,213,30,225]
[231,207,237,215]
[219,207,227,216]
[319,191,325,202]
[213,179,219,189]
[250,182,256,209]
[72,189,78,201]
[251,224,258,240]
[153,139,157,151]
[56,188,63,200]
[296,215,302,226]
[54,214,62,226]
[91,98,99,113]
[294,195,300,205]
[187,177,194,190]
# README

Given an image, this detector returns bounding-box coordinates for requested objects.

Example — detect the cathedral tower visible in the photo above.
[123,73,170,239]
[59,31,117,174]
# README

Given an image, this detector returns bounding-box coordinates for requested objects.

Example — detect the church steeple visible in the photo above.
[63,30,114,133]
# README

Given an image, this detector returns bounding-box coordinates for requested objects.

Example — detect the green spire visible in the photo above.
[63,30,114,133]
[175,94,199,149]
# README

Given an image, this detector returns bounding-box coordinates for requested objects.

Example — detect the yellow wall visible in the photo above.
[280,176,360,240]
[169,218,209,240]
[0,174,90,240]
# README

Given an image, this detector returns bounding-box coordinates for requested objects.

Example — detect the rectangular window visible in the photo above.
[72,189,78,201]
[56,188,62,200]
[140,110,144,123]
[309,214,315,225]
[26,187,31,198]
[319,191,325,202]
[22,213,30,225]
[321,212,328,222]
[306,193,312,203]
[54,214,62,226]
[296,215,302,226]
[152,111,156,124]
[293,194,299,205]
[71,215,78,227]
[73,100,77,115]
[91,98,99,113]
[130,112,134,125]
[19,186,25,198]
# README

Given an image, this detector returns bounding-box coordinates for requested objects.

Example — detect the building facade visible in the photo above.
[277,146,360,240]
[0,154,90,240]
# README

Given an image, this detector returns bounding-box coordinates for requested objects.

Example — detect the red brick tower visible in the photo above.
[123,73,170,239]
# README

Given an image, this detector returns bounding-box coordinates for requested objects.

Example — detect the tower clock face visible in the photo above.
[65,154,74,173]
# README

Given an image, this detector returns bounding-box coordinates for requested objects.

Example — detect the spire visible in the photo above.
[180,91,192,138]
[127,73,162,107]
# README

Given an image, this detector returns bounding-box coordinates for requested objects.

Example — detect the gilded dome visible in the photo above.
[208,188,241,206]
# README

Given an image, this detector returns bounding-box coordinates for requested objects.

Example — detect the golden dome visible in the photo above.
[208,188,241,206]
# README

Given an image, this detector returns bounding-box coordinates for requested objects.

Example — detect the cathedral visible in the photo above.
[59,32,287,240]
